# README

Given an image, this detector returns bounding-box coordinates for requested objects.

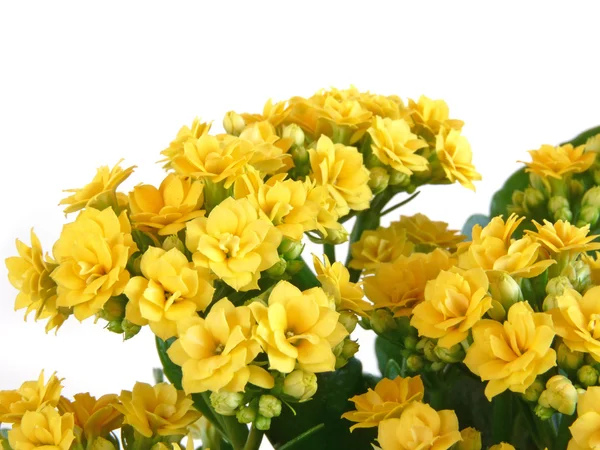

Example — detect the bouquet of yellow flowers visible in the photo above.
[3,85,600,450]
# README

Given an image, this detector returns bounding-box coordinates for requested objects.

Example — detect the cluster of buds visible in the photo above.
[533,375,579,419]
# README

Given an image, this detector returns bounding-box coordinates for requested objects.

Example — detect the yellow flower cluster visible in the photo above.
[522,143,595,180]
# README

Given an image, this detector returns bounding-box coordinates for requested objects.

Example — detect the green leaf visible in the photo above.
[490,168,530,219]
[375,336,404,377]
[288,257,320,290]
[462,214,490,240]
[384,360,402,379]
[561,124,600,147]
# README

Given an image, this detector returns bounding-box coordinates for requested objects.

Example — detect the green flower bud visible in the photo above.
[323,227,348,245]
[106,320,124,334]
[210,391,244,416]
[585,353,600,370]
[434,343,465,364]
[278,238,304,260]
[548,196,569,215]
[542,295,559,312]
[557,341,584,373]
[523,378,545,403]
[538,375,578,415]
[365,153,384,169]
[487,299,507,321]
[100,296,127,322]
[423,339,441,363]
[283,370,317,401]
[223,111,245,136]
[429,361,446,372]
[258,395,282,419]
[282,124,305,147]
[577,205,600,228]
[565,260,592,292]
[368,167,390,194]
[530,173,549,196]
[546,276,573,296]
[570,179,585,199]
[578,365,599,387]
[404,335,418,351]
[524,187,545,211]
[406,354,425,373]
[162,235,186,254]
[488,271,523,312]
[291,146,309,168]
[388,169,410,187]
[285,259,304,275]
[554,207,573,222]
[534,404,555,420]
[416,337,429,352]
[457,427,482,450]
[255,415,271,431]
[338,311,358,333]
[122,319,141,340]
[341,339,359,360]
[370,309,398,335]
[583,186,600,208]
[266,257,287,277]
[236,405,256,424]
[511,190,525,208]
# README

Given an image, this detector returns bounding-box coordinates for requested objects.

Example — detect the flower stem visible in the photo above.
[221,416,249,450]
[242,426,263,450]
[323,243,336,263]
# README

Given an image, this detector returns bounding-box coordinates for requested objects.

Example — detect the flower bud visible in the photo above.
[434,343,465,364]
[370,309,397,335]
[487,299,507,321]
[534,404,555,420]
[548,195,570,215]
[122,319,141,340]
[278,238,304,261]
[423,339,441,363]
[546,276,573,296]
[291,145,309,168]
[368,167,390,194]
[265,257,287,277]
[336,340,359,369]
[578,365,599,387]
[106,320,124,334]
[282,124,305,148]
[323,227,348,245]
[429,361,446,372]
[530,174,549,196]
[523,187,545,211]
[585,353,600,370]
[283,370,317,401]
[577,206,600,228]
[223,111,245,136]
[586,134,600,153]
[538,375,578,415]
[583,186,600,208]
[255,415,271,431]
[511,190,525,209]
[565,260,592,292]
[554,207,573,222]
[488,271,523,312]
[258,395,282,419]
[523,378,545,403]
[570,179,585,199]
[457,427,482,450]
[338,311,358,333]
[365,153,384,169]
[406,354,425,372]
[285,259,304,275]
[162,235,186,254]
[404,335,418,351]
[236,405,256,424]
[210,391,244,416]
[557,341,584,373]
[100,296,127,322]
[388,170,410,187]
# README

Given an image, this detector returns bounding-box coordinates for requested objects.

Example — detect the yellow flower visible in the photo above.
[377,402,461,450]
[408,95,464,136]
[160,118,211,170]
[342,376,424,430]
[349,225,414,272]
[0,371,62,424]
[367,116,428,176]
[240,98,290,128]
[8,406,75,450]
[171,134,254,188]
[526,220,600,261]
[58,393,122,440]
[464,302,556,400]
[550,286,600,363]
[356,92,405,120]
[186,197,282,291]
[59,160,135,214]
[411,267,492,348]
[114,382,201,438]
[124,247,214,340]
[488,444,516,450]
[363,249,455,317]
[5,230,68,333]
[436,129,481,191]
[568,386,600,450]
[522,143,595,179]
[129,173,204,236]
[313,254,372,316]
[51,208,137,321]
[305,182,345,236]
[308,135,372,217]
[582,251,600,285]
[457,427,482,450]
[393,213,466,251]
[167,298,273,393]
[249,280,348,373]
[239,121,292,174]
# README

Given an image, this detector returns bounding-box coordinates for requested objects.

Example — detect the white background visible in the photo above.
[1,0,599,446]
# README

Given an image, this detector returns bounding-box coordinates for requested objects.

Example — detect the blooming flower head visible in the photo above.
[568,386,600,450]
[249,281,348,373]
[464,302,556,400]
[377,402,461,450]
[411,267,493,348]
[58,393,122,441]
[8,406,75,450]
[114,382,201,438]
[160,118,211,170]
[51,208,137,321]
[363,249,455,317]
[168,299,273,393]
[313,254,372,316]
[393,213,466,251]
[488,444,516,450]
[582,251,600,285]
[522,143,595,179]
[342,376,424,430]
[239,120,292,174]
[124,246,214,340]
[368,116,428,176]
[355,91,405,120]
[240,98,290,128]
[308,135,372,217]
[349,225,414,272]
[59,160,135,214]
[408,95,464,136]
[436,128,481,191]
[305,182,345,237]
[526,219,600,262]
[129,173,205,236]
[186,197,282,291]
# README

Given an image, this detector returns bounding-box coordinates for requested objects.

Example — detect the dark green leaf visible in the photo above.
[490,168,530,219]
[374,336,405,376]
[561,125,600,147]
[462,214,490,240]
[384,360,402,379]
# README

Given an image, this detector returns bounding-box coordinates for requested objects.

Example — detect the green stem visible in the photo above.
[220,416,249,450]
[277,423,325,450]
[323,243,336,263]
[380,191,420,216]
[242,426,263,450]
[492,392,513,444]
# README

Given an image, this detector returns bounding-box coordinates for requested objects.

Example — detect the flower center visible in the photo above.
[214,343,225,355]
[286,330,295,339]
[218,233,241,257]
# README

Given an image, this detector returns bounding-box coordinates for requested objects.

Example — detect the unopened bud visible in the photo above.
[557,341,584,373]
[488,271,523,312]
[368,167,390,194]
[223,111,246,136]
[554,207,573,222]
[524,187,545,211]
[530,174,549,196]
[258,395,282,419]
[487,299,507,321]
[283,370,317,402]
[370,309,397,335]
[577,206,600,228]
[338,311,358,333]
[434,343,465,363]
[548,196,570,215]
[388,170,410,187]
[523,378,545,403]
[236,405,256,424]
[106,320,124,334]
[278,238,304,260]
[162,235,186,253]
[282,124,305,147]
[565,260,591,292]
[365,153,384,169]
[338,340,359,363]
[210,391,244,416]
[122,319,141,340]
[511,190,525,208]
[429,361,446,372]
[423,339,441,363]
[285,260,304,275]
[586,134,600,153]
[266,257,287,277]
[291,145,309,167]
[406,354,425,372]
[583,186,600,208]
[404,335,418,351]
[534,404,555,420]
[585,353,600,370]
[570,179,585,199]
[323,227,348,245]
[578,365,599,387]
[546,276,573,296]
[255,415,271,431]
[457,427,482,450]
[100,296,127,322]
[538,375,578,415]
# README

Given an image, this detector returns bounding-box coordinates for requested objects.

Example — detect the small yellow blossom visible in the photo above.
[342,376,424,430]
[411,267,492,348]
[363,249,455,317]
[377,402,461,450]
[408,95,463,136]
[160,118,211,170]
[489,444,516,450]
[249,281,348,373]
[308,136,372,217]
[114,382,201,438]
[51,208,137,321]
[8,406,75,450]
[582,251,600,285]
[239,121,292,174]
[186,197,282,291]
[457,427,482,450]
[240,98,290,128]
[313,254,372,316]
[129,174,204,236]
[436,129,481,191]
[124,247,214,340]
[168,299,273,393]
[59,160,135,214]
[568,386,600,450]
[585,134,600,153]
[522,143,595,179]
[356,92,405,120]
[526,219,600,261]
[393,213,466,250]
[58,393,122,440]
[349,225,414,272]
[464,302,556,400]
[368,116,428,176]
[305,182,345,236]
